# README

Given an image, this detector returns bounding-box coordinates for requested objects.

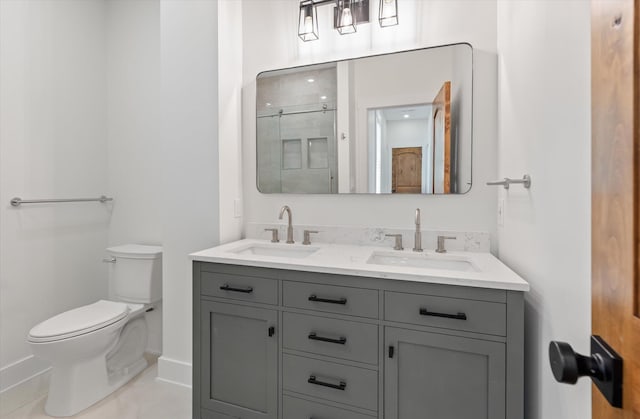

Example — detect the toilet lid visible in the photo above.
[28,300,129,342]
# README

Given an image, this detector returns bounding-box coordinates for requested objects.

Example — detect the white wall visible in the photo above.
[242,0,498,248]
[0,0,236,401]
[106,0,163,355]
[218,0,244,244]
[106,0,227,383]
[0,0,109,410]
[496,2,591,418]
[106,0,162,248]
[158,0,220,387]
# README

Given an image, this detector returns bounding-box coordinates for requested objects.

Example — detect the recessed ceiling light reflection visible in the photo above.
[320,95,327,100]
[403,114,410,118]
[266,103,272,107]
[307,78,315,83]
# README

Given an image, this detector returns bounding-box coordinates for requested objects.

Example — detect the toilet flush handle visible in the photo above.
[102,257,116,263]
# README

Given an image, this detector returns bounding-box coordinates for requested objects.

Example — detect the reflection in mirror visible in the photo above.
[257,64,338,193]
[256,43,472,194]
[368,105,431,193]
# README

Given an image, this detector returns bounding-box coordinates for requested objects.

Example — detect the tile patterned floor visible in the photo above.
[2,363,191,419]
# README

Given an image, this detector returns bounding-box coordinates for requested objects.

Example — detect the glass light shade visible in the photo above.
[336,0,357,34]
[379,0,398,27]
[298,1,319,41]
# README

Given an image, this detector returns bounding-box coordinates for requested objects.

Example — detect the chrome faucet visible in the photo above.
[264,228,279,243]
[385,234,404,251]
[436,235,456,253]
[278,205,294,244]
[413,208,423,252]
[303,230,319,245]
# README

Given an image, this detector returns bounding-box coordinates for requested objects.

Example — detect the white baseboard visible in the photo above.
[156,356,192,389]
[0,355,51,416]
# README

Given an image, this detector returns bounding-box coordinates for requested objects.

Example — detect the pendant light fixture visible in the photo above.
[297,0,398,41]
[336,0,357,35]
[298,0,319,42]
[379,0,398,27]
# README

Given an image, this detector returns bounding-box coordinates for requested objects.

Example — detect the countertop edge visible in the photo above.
[190,253,531,292]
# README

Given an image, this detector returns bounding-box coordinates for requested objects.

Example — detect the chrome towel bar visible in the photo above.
[10,195,113,207]
[486,174,531,190]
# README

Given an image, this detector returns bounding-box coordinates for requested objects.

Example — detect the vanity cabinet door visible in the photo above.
[385,327,505,419]
[200,301,278,419]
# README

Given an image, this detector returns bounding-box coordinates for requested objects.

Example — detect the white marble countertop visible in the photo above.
[190,239,530,292]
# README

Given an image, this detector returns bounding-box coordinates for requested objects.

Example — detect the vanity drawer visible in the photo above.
[283,312,378,365]
[385,291,506,336]
[200,271,278,305]
[283,281,378,319]
[282,354,378,412]
[283,395,376,419]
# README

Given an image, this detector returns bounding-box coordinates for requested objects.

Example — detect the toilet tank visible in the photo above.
[107,244,162,304]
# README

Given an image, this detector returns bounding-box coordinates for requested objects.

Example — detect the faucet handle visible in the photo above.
[264,228,279,243]
[436,235,456,253]
[303,230,319,245]
[385,234,404,251]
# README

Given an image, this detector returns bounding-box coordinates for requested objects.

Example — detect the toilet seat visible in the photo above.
[28,300,130,343]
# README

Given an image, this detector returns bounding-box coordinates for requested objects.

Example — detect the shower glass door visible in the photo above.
[257,107,337,193]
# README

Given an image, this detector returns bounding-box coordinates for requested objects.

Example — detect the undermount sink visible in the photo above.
[229,243,319,259]
[366,251,479,272]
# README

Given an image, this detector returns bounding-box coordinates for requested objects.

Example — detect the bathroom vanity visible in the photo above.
[191,240,528,419]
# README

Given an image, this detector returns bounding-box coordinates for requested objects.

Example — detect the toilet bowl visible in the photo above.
[28,300,148,417]
[27,244,162,417]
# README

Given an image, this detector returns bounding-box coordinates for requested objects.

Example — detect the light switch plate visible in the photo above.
[498,199,505,227]
[233,199,242,218]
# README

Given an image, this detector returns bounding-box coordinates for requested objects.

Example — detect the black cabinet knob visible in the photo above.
[549,341,606,384]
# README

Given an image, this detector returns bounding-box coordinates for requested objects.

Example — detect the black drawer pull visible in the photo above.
[308,294,347,305]
[308,332,347,345]
[419,307,467,320]
[307,375,346,391]
[220,284,254,294]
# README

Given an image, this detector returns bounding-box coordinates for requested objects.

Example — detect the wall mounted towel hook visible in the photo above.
[486,174,531,190]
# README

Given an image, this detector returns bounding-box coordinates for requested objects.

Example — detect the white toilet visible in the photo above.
[28,244,162,417]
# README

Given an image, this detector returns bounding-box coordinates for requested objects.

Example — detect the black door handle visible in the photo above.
[268,326,275,337]
[388,345,395,358]
[308,295,347,305]
[307,375,346,391]
[549,336,622,407]
[419,307,467,320]
[308,332,346,345]
[549,341,605,383]
[220,284,254,294]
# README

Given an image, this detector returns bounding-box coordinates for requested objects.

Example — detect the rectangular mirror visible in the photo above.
[256,43,473,194]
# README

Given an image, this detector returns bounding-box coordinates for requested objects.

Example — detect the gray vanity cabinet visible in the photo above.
[193,262,524,419]
[384,327,505,419]
[199,301,278,419]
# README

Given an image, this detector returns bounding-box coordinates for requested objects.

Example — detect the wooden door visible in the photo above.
[432,81,452,194]
[591,0,640,417]
[384,327,506,419]
[200,301,278,419]
[392,147,422,193]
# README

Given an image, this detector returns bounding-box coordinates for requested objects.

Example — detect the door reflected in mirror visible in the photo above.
[256,43,472,194]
